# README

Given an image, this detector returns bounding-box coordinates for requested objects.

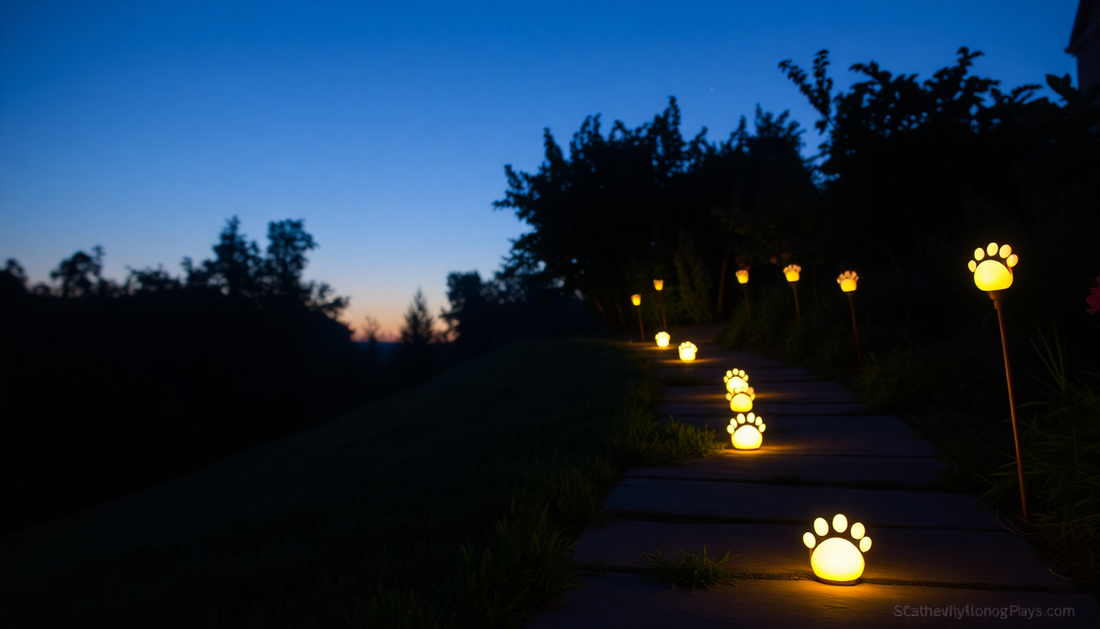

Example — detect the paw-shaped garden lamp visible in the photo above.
[630,294,645,342]
[803,514,871,585]
[723,368,749,393]
[837,271,863,369]
[655,331,670,348]
[968,242,1018,292]
[736,267,751,321]
[969,242,1029,521]
[727,412,765,449]
[726,387,755,413]
[783,265,803,325]
[653,279,668,329]
[678,341,697,362]
[836,271,858,293]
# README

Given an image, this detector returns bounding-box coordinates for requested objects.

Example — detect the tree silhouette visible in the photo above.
[263,219,317,301]
[49,246,106,298]
[0,259,28,299]
[394,288,439,385]
[400,288,437,346]
[496,97,819,327]
[0,217,365,534]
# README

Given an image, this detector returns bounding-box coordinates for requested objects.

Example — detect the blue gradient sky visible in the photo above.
[0,0,1080,338]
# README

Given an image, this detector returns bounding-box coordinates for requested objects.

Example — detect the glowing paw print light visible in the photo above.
[655,331,670,348]
[723,369,749,393]
[735,269,749,284]
[968,242,1018,292]
[727,412,765,449]
[726,386,755,413]
[783,264,802,283]
[802,514,872,585]
[678,342,697,362]
[836,271,858,293]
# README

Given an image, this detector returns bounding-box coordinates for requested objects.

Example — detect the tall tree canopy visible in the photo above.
[494,98,817,328]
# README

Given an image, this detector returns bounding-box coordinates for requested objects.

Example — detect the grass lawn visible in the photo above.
[0,339,717,628]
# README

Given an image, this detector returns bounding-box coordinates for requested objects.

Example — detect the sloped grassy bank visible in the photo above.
[0,339,716,628]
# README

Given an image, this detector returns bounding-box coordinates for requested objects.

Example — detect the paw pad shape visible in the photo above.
[802,514,871,584]
[678,342,697,361]
[783,264,802,282]
[723,369,749,393]
[968,242,1018,292]
[726,387,755,413]
[727,412,765,450]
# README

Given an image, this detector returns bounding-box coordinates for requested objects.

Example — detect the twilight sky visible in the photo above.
[0,0,1080,339]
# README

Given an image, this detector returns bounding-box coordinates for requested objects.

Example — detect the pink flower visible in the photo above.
[1088,285,1100,315]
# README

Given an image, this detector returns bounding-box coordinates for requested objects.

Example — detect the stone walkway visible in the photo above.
[528,329,1099,627]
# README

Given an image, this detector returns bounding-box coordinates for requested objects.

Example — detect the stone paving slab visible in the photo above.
[666,414,917,434]
[571,521,1068,589]
[756,431,938,457]
[642,348,786,368]
[659,401,870,417]
[659,419,937,457]
[656,364,818,381]
[627,452,943,485]
[604,478,997,529]
[528,573,1098,628]
[664,387,861,404]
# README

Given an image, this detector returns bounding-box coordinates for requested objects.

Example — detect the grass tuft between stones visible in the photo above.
[641,546,740,591]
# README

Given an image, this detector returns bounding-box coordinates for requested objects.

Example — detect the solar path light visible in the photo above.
[736,267,750,322]
[783,264,802,327]
[968,241,1028,521]
[836,271,862,369]
[653,279,668,331]
[631,293,645,342]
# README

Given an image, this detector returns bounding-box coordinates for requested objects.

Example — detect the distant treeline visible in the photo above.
[0,214,596,533]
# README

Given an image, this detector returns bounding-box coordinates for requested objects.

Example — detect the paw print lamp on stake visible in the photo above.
[968,242,1029,522]
[735,267,751,322]
[783,264,802,326]
[655,331,670,348]
[653,279,668,330]
[630,294,645,342]
[727,412,765,449]
[803,514,872,585]
[836,271,863,369]
[678,341,697,362]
